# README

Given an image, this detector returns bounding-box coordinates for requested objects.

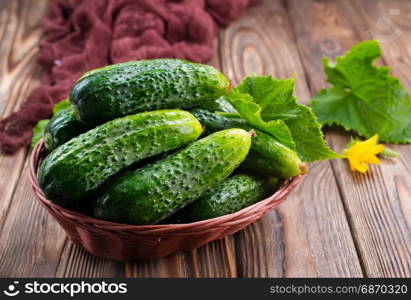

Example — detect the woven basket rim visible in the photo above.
[29,139,304,233]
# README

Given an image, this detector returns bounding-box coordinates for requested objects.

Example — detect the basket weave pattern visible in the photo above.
[29,140,303,261]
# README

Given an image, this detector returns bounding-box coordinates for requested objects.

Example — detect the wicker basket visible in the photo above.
[29,140,304,261]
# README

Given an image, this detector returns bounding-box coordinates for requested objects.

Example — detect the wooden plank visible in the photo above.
[58,236,228,278]
[124,41,237,278]
[220,0,363,277]
[183,46,237,278]
[124,239,237,277]
[125,253,187,278]
[0,0,45,112]
[0,0,124,277]
[340,0,411,277]
[361,2,411,255]
[287,0,411,277]
[0,0,47,234]
[0,160,67,277]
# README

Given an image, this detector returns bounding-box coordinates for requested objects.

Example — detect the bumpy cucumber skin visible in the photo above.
[241,131,302,178]
[191,109,302,178]
[180,174,274,221]
[70,59,229,124]
[94,129,252,225]
[44,109,89,151]
[38,110,203,207]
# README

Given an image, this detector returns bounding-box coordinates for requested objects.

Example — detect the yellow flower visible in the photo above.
[343,135,384,173]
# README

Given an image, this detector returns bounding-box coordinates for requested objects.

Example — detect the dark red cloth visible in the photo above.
[0,0,260,154]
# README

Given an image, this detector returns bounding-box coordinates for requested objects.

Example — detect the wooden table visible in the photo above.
[0,0,410,278]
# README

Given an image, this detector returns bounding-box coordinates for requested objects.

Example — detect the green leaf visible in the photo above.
[231,75,340,162]
[53,99,70,114]
[31,119,49,147]
[312,40,411,143]
[225,90,296,151]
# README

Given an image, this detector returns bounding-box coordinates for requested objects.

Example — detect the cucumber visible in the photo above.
[178,174,278,222]
[241,131,306,178]
[44,109,89,151]
[70,59,230,124]
[94,129,252,225]
[38,110,203,207]
[191,108,249,134]
[191,109,305,178]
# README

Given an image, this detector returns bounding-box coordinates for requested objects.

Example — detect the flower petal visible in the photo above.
[343,134,384,173]
[365,155,380,165]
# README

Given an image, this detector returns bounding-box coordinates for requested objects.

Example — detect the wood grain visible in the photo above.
[287,0,411,277]
[220,0,308,103]
[0,0,47,230]
[125,240,237,278]
[0,0,47,242]
[220,0,363,277]
[53,38,238,278]
[0,162,66,277]
[345,0,411,91]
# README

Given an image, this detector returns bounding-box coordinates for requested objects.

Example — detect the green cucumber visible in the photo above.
[44,109,89,151]
[38,110,203,207]
[94,129,252,225]
[178,174,279,222]
[191,109,305,178]
[70,59,230,124]
[199,96,237,113]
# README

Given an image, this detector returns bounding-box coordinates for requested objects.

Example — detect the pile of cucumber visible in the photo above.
[38,59,306,225]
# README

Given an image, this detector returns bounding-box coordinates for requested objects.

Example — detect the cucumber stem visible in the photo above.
[299,163,309,174]
[248,129,257,138]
